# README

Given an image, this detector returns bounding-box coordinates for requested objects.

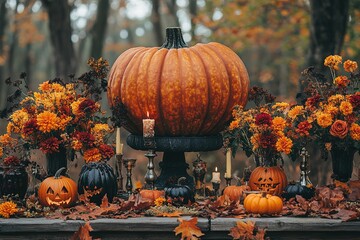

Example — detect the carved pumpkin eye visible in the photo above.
[47,187,54,194]
[61,186,68,193]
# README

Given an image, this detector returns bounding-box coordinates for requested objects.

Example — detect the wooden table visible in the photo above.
[0,217,359,239]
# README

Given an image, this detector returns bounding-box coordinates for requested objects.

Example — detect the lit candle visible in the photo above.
[225,148,232,178]
[211,167,221,183]
[143,111,155,138]
[116,127,123,155]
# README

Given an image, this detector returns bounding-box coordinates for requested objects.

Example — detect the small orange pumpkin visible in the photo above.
[38,168,77,208]
[140,189,165,203]
[223,185,251,202]
[248,166,287,195]
[243,192,283,215]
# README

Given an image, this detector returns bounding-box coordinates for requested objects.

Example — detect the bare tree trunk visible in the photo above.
[8,0,19,78]
[307,0,349,73]
[166,0,180,27]
[151,0,163,46]
[189,0,197,40]
[90,0,110,59]
[42,0,76,80]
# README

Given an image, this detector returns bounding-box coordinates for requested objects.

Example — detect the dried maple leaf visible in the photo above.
[332,209,359,222]
[229,220,255,240]
[70,222,96,240]
[174,217,204,240]
[254,228,267,240]
[348,180,360,201]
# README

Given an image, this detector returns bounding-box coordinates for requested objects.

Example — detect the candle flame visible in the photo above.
[215,167,218,172]
[146,111,150,118]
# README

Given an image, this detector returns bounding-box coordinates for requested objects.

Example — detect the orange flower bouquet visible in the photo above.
[0,58,114,176]
[290,55,360,182]
[223,87,295,167]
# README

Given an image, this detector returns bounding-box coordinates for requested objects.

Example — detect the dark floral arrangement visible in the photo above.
[290,55,360,160]
[0,58,114,164]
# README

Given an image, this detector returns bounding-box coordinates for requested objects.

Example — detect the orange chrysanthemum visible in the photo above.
[272,117,287,131]
[83,148,102,163]
[334,76,350,87]
[36,111,60,133]
[325,142,332,151]
[324,55,342,70]
[350,123,360,141]
[288,106,303,119]
[0,201,18,218]
[275,136,293,154]
[343,60,358,73]
[316,112,333,128]
[339,101,353,116]
[0,147,3,158]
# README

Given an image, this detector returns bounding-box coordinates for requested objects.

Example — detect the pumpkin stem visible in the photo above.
[54,167,66,179]
[161,27,188,49]
[177,177,187,185]
[261,191,267,198]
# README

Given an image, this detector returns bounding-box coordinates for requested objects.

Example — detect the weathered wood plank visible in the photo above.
[211,217,360,232]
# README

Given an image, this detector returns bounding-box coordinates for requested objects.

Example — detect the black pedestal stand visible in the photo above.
[126,134,222,190]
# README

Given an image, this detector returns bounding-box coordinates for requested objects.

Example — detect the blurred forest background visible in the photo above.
[0,0,360,189]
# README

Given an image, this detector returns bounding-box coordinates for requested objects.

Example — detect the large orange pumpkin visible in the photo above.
[248,166,288,196]
[107,27,250,136]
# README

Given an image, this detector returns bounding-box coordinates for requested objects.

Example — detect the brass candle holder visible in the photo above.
[123,158,136,196]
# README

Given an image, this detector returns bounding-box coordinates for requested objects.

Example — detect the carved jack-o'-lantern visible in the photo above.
[248,166,287,196]
[38,168,77,207]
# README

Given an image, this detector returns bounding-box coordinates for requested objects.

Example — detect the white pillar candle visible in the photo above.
[211,167,221,183]
[143,112,155,138]
[225,148,232,178]
[116,127,123,155]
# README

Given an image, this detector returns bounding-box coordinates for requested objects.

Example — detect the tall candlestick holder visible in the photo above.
[115,154,129,199]
[299,147,312,186]
[144,150,157,189]
[123,158,136,196]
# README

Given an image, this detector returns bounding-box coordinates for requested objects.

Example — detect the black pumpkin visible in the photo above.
[164,177,195,204]
[78,162,117,205]
[282,182,315,200]
[0,164,28,199]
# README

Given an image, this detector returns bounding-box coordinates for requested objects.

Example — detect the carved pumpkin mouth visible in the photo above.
[46,197,72,206]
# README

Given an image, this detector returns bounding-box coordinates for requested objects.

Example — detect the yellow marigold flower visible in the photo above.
[0,201,18,218]
[37,111,60,133]
[229,120,240,130]
[343,60,358,73]
[334,76,350,87]
[316,112,333,128]
[84,148,102,163]
[0,147,3,158]
[350,123,360,141]
[93,123,110,133]
[325,142,332,151]
[328,94,345,104]
[71,139,83,151]
[275,136,293,154]
[154,197,166,207]
[38,81,51,91]
[339,101,353,116]
[9,109,29,133]
[324,55,342,70]
[20,96,35,105]
[272,102,290,111]
[0,133,17,147]
[6,122,13,134]
[272,117,287,131]
[324,104,338,116]
[288,106,303,119]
